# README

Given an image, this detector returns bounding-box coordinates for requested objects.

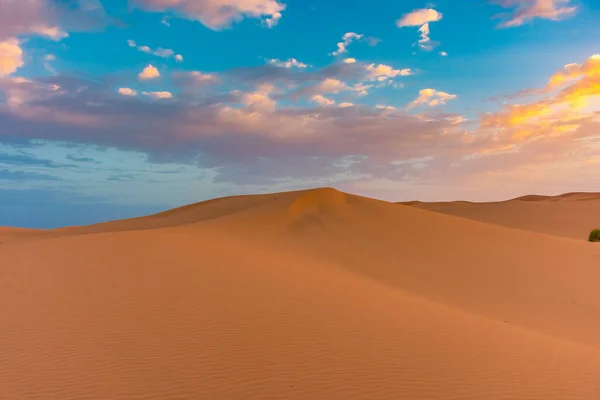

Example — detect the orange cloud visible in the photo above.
[138,64,160,80]
[118,87,137,96]
[477,54,600,147]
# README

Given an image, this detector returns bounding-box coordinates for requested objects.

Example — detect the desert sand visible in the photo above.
[2,188,600,399]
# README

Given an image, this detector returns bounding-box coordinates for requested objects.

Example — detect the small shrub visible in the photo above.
[589,229,600,242]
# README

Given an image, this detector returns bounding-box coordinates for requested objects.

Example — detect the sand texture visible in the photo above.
[2,188,600,399]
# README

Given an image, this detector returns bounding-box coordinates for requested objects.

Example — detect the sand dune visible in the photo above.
[2,188,600,399]
[401,192,600,240]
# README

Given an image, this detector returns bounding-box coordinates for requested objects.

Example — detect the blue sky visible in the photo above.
[1,0,599,228]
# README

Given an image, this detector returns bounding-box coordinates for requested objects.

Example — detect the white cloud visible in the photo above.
[343,58,357,64]
[440,51,448,56]
[332,32,363,56]
[267,58,310,68]
[311,95,335,106]
[143,90,173,99]
[339,102,353,108]
[138,64,160,80]
[376,104,396,110]
[118,87,138,96]
[128,39,182,61]
[0,38,24,76]
[396,8,443,51]
[263,11,282,28]
[410,88,457,107]
[396,8,443,27]
[366,64,412,81]
[492,0,578,27]
[132,0,286,30]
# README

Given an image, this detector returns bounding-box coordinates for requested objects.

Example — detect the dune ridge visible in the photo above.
[2,187,600,399]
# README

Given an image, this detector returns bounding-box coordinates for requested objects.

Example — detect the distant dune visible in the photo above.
[0,227,47,244]
[2,188,600,399]
[400,192,600,241]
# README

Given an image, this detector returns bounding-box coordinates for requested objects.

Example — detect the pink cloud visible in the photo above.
[0,0,106,41]
[132,0,286,30]
[491,0,578,27]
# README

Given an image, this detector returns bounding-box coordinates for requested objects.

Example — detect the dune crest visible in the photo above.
[288,187,347,220]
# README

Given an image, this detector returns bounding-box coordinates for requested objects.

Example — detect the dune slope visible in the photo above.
[2,188,600,399]
[401,192,600,240]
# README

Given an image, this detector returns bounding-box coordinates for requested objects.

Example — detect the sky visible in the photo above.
[0,0,599,228]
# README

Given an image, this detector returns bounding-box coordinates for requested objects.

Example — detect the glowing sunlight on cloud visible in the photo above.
[118,88,138,96]
[410,88,457,107]
[332,32,363,56]
[311,94,335,106]
[491,0,578,27]
[0,38,23,76]
[138,64,160,80]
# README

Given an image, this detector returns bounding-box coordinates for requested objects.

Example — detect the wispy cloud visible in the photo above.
[490,0,578,27]
[0,169,62,181]
[128,39,183,62]
[143,91,173,99]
